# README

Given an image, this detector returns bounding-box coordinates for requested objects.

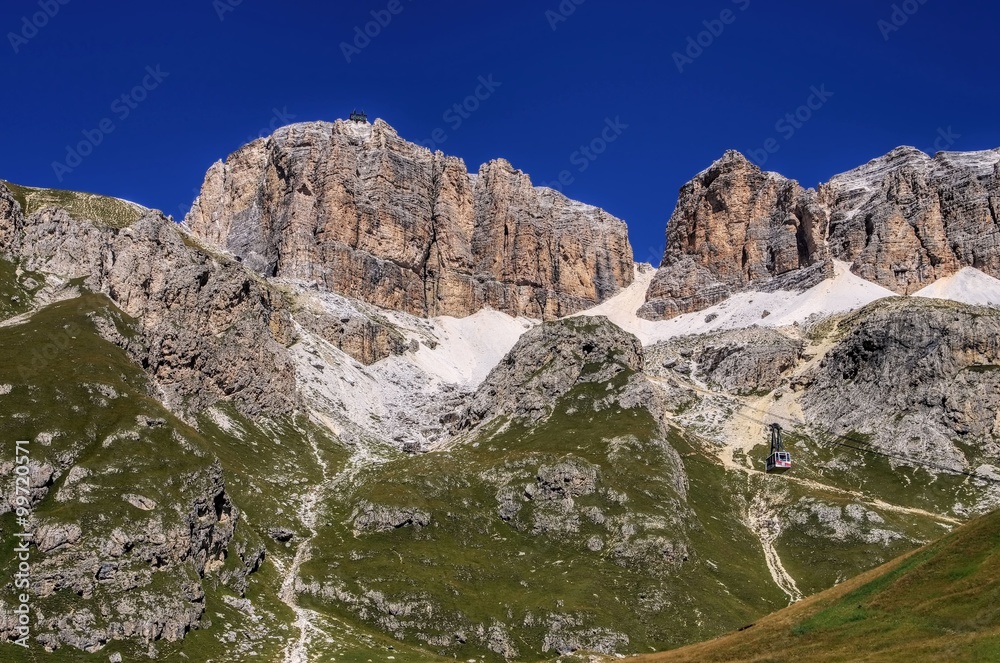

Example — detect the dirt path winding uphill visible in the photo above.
[646,355,961,608]
[277,429,392,663]
[279,432,331,663]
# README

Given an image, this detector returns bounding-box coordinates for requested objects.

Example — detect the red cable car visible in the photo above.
[765,423,791,473]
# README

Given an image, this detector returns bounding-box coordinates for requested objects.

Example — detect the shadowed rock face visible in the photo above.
[184,119,634,320]
[641,146,1000,320]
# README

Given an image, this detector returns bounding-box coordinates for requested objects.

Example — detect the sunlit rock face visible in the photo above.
[641,146,1000,320]
[185,119,634,320]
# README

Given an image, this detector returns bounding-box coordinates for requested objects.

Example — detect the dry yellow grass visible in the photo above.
[631,509,1000,662]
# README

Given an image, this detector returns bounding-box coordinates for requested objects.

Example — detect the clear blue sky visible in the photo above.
[3,1,999,264]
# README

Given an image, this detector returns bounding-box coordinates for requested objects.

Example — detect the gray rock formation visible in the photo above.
[786,498,907,546]
[0,184,21,249]
[646,327,803,395]
[455,316,644,429]
[542,614,630,656]
[532,459,599,501]
[0,461,257,652]
[286,283,410,365]
[184,119,634,320]
[800,298,1000,468]
[350,500,431,533]
[0,186,297,417]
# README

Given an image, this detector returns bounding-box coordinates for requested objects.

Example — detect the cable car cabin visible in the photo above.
[766,451,792,473]
[764,423,791,474]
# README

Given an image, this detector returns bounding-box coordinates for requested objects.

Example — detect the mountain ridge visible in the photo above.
[2,129,1000,660]
[641,144,1000,320]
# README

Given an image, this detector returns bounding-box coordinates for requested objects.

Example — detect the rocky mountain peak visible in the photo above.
[710,148,756,169]
[185,118,634,320]
[641,144,1000,319]
[882,144,930,161]
[638,149,831,320]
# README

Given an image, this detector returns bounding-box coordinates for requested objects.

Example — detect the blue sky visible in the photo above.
[3,1,999,264]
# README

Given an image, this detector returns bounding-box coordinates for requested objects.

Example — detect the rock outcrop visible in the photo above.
[455,316,644,429]
[20,463,252,652]
[800,298,1000,469]
[646,327,803,395]
[184,119,634,320]
[640,151,831,319]
[0,184,21,249]
[642,147,1000,319]
[287,285,410,365]
[0,186,298,417]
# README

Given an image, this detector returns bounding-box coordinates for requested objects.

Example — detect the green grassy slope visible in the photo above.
[298,367,789,661]
[0,292,266,662]
[2,180,145,227]
[633,507,1000,663]
[0,259,44,320]
[0,270,452,661]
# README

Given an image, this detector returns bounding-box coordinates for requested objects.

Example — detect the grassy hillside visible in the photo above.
[1,180,146,227]
[296,366,793,661]
[0,272,449,662]
[0,259,44,320]
[0,253,989,661]
[632,507,1000,662]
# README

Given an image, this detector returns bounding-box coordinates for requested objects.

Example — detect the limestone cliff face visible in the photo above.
[0,185,20,248]
[639,151,831,320]
[824,147,1000,293]
[641,147,1000,320]
[184,119,634,319]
